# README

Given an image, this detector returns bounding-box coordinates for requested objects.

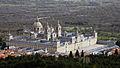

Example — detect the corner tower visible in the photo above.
[94,30,97,38]
[56,20,62,37]
[75,28,81,43]
[46,22,51,40]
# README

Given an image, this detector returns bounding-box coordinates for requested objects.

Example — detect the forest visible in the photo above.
[0,54,120,68]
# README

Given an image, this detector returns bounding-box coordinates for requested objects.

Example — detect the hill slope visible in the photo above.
[0,0,120,32]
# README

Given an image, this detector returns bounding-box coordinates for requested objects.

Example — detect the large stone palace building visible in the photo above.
[6,17,97,53]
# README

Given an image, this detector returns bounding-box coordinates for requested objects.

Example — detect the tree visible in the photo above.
[116,40,120,47]
[75,50,79,57]
[0,38,2,45]
[69,51,73,58]
[1,42,7,50]
[82,57,90,64]
[81,50,84,57]
[0,37,7,50]
[115,49,118,55]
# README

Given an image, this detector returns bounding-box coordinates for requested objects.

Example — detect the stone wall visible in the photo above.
[57,38,97,53]
[6,42,57,53]
[6,37,97,53]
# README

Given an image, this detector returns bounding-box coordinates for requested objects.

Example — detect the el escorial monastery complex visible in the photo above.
[6,17,98,53]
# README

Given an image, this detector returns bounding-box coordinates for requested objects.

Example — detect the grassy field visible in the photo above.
[98,36,120,40]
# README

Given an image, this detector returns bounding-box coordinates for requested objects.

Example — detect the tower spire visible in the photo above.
[93,29,97,38]
[47,22,49,28]
[57,20,62,37]
[46,22,51,40]
[46,22,50,32]
[58,20,59,24]
[57,20,60,26]
[75,27,79,36]
[36,16,39,22]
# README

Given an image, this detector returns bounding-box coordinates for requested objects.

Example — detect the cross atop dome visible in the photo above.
[36,16,39,22]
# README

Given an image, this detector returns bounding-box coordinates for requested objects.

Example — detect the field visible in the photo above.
[98,36,120,40]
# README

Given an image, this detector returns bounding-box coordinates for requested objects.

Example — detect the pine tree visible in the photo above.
[69,51,73,58]
[116,40,120,47]
[83,57,90,64]
[81,50,84,57]
[0,38,2,45]
[115,49,118,55]
[75,50,79,57]
[0,37,7,50]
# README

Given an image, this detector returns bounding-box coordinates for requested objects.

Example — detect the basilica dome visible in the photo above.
[33,18,43,28]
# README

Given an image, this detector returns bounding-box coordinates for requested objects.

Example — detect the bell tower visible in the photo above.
[46,22,51,40]
[76,28,81,43]
[7,32,13,41]
[56,20,62,37]
[93,30,97,38]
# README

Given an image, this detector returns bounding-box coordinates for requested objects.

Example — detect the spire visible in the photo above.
[47,22,49,28]
[58,20,59,24]
[93,28,97,33]
[75,27,79,36]
[57,20,61,29]
[46,22,51,40]
[46,22,49,33]
[36,16,39,22]
[57,20,60,26]
[8,31,13,41]
[76,30,79,35]
[57,20,62,37]
[45,48,48,53]
[94,30,96,33]
[8,31,12,36]
[50,25,52,28]
[93,29,97,38]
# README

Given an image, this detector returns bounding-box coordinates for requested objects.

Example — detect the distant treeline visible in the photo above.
[65,21,88,26]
